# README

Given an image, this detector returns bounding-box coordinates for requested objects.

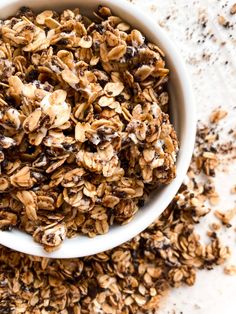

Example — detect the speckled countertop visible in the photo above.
[128,0,236,313]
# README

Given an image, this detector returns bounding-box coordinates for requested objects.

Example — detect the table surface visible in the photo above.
[127,0,236,313]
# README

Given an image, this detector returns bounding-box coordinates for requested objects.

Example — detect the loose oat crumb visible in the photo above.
[230,3,236,15]
[210,109,228,123]
[224,265,236,275]
[210,222,221,231]
[209,192,220,206]
[214,208,236,226]
[230,185,236,194]
[217,15,230,28]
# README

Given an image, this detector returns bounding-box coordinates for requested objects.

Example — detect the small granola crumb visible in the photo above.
[224,265,236,275]
[230,185,236,194]
[214,208,236,226]
[217,15,230,28]
[210,222,221,231]
[230,3,236,15]
[210,109,228,123]
[209,193,220,206]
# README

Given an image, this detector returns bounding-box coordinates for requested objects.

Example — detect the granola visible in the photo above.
[0,6,178,250]
[0,107,234,313]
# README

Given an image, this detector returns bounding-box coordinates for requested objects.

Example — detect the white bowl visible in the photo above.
[0,0,196,258]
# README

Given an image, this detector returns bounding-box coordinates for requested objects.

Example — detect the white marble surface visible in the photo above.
[127,0,236,313]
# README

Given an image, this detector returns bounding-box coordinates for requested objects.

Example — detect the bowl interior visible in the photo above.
[0,0,195,258]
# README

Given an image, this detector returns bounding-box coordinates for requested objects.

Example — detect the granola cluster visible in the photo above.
[0,6,178,250]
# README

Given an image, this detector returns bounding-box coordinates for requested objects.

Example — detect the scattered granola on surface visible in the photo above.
[0,181,230,314]
[0,6,178,250]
